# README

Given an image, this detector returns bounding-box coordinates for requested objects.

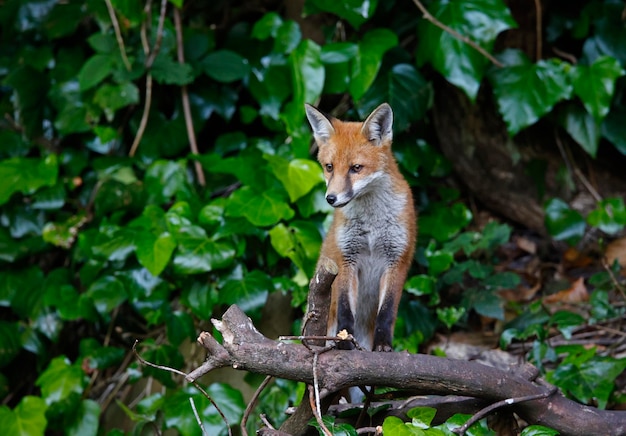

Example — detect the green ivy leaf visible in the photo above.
[265,155,324,202]
[290,39,324,109]
[560,103,601,157]
[437,306,466,329]
[602,108,626,155]
[520,425,559,436]
[407,406,437,428]
[405,275,437,296]
[420,202,473,242]
[544,198,585,244]
[0,396,47,436]
[0,155,59,206]
[572,56,624,121]
[269,221,322,277]
[93,82,139,119]
[85,276,127,315]
[78,54,113,91]
[274,20,301,54]
[547,353,626,409]
[349,28,397,101]
[381,416,415,435]
[202,50,250,83]
[252,12,283,40]
[587,197,626,235]
[306,0,378,29]
[359,63,432,132]
[219,270,272,314]
[65,399,100,436]
[226,186,294,227]
[490,50,572,135]
[151,55,194,85]
[417,0,516,101]
[135,232,177,277]
[36,356,85,405]
[172,233,236,275]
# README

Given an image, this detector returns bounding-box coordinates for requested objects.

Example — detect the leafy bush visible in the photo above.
[1,0,625,434]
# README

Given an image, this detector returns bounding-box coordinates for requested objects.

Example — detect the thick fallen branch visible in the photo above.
[189,305,626,436]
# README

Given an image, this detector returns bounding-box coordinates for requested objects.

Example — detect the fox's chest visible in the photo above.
[335,192,409,264]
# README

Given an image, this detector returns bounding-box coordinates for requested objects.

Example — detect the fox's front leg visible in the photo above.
[373,262,410,352]
[334,270,358,350]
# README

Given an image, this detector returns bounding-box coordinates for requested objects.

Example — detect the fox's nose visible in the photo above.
[326,194,337,205]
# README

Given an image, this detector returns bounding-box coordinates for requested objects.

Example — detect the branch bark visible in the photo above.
[191,305,626,436]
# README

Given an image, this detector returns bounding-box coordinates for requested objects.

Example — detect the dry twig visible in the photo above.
[104,0,132,71]
[173,7,206,186]
[241,376,273,436]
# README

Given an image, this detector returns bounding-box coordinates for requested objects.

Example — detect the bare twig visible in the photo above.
[453,388,557,435]
[145,0,168,69]
[309,385,332,436]
[410,0,504,68]
[601,260,626,301]
[241,376,273,436]
[533,0,543,60]
[133,340,232,436]
[173,7,206,186]
[554,131,602,202]
[357,427,382,435]
[104,0,132,71]
[129,73,153,157]
[190,397,209,436]
[552,46,578,65]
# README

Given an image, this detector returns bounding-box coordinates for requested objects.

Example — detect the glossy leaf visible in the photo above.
[602,107,626,155]
[490,50,572,135]
[572,56,624,121]
[587,197,626,235]
[306,0,378,29]
[202,50,250,83]
[85,276,127,315]
[135,232,177,277]
[417,0,516,101]
[219,270,272,314]
[0,155,59,206]
[78,54,112,91]
[290,39,324,110]
[226,186,294,227]
[349,28,397,100]
[560,103,601,157]
[172,229,236,274]
[93,82,140,118]
[544,198,586,244]
[265,155,324,202]
[359,63,432,132]
[0,396,47,436]
[520,426,559,436]
[36,356,85,405]
[65,400,100,436]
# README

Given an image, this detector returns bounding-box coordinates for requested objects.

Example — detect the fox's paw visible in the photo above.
[373,343,393,352]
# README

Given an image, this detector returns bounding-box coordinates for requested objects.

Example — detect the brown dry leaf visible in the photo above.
[605,237,626,268]
[516,236,537,254]
[499,282,541,304]
[563,246,593,268]
[543,277,589,304]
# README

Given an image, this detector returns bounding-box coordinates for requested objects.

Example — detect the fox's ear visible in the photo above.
[362,103,393,145]
[305,104,335,144]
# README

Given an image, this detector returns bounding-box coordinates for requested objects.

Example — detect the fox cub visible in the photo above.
[305,103,416,352]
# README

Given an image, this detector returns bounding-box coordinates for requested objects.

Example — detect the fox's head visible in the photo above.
[305,103,395,208]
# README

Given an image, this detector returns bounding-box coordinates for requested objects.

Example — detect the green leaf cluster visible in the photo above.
[1,0,625,433]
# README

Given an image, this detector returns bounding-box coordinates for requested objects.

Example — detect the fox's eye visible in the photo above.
[350,164,363,173]
[325,163,333,172]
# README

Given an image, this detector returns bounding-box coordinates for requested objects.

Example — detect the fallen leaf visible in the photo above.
[516,236,537,254]
[563,246,593,268]
[605,237,626,268]
[543,277,589,304]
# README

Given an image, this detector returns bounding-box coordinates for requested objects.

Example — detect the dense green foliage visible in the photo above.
[1,0,625,434]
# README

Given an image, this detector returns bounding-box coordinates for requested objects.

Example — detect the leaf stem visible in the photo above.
[104,0,132,71]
